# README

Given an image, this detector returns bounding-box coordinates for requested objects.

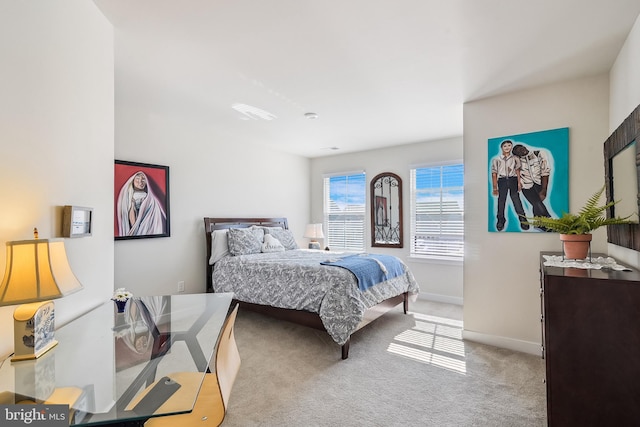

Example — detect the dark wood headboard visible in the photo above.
[203,217,289,292]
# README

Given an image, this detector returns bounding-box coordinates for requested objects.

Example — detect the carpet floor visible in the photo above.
[222,299,547,427]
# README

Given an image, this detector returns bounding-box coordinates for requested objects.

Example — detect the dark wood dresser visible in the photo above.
[540,252,640,426]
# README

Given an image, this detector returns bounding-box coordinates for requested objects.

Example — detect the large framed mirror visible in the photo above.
[371,172,403,248]
[604,103,640,251]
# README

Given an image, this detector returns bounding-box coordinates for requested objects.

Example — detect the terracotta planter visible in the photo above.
[559,234,592,260]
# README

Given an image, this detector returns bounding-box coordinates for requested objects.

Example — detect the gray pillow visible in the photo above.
[249,225,265,242]
[228,227,263,256]
[264,227,298,250]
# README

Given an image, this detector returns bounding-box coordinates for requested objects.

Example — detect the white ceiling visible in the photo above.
[94,0,640,158]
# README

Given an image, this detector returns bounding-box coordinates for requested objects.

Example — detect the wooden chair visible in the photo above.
[138,304,241,426]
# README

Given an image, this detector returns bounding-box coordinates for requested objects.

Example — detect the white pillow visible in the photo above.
[209,229,230,265]
[262,234,285,253]
[265,227,298,250]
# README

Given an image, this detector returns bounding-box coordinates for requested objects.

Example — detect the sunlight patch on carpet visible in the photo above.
[412,312,463,328]
[387,314,467,374]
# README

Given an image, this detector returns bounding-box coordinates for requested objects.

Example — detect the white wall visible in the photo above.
[310,137,464,304]
[463,75,610,354]
[113,32,310,297]
[608,14,640,269]
[0,1,114,357]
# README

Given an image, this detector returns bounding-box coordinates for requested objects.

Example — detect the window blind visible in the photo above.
[410,164,464,260]
[323,172,366,251]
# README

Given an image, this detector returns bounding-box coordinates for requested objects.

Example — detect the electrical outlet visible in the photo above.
[177,281,185,293]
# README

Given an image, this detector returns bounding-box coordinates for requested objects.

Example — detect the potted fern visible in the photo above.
[527,185,635,259]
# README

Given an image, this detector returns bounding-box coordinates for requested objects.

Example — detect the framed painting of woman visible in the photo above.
[114,160,170,240]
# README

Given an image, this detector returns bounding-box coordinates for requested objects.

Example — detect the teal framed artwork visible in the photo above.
[488,127,569,232]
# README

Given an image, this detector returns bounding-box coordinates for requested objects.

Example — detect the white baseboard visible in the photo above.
[417,292,463,306]
[462,329,543,357]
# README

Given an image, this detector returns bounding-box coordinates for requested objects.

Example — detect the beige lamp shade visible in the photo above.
[0,239,83,306]
[303,224,325,240]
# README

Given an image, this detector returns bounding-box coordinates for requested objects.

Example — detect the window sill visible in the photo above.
[407,255,463,266]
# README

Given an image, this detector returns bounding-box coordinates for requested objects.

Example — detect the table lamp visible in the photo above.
[0,231,83,362]
[304,223,324,250]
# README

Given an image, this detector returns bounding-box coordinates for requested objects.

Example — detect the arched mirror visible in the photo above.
[371,172,403,248]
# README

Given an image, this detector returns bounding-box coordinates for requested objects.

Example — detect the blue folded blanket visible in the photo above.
[321,254,405,291]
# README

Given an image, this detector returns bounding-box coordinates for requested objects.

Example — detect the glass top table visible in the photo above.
[0,292,233,426]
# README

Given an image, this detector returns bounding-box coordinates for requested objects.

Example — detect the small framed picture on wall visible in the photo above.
[62,206,93,238]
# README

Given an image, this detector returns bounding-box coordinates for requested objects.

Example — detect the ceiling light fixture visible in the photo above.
[304,112,319,120]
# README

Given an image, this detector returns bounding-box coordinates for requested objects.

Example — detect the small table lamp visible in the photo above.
[304,223,324,250]
[0,233,83,362]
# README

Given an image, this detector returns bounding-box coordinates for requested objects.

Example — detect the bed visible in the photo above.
[204,217,419,359]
